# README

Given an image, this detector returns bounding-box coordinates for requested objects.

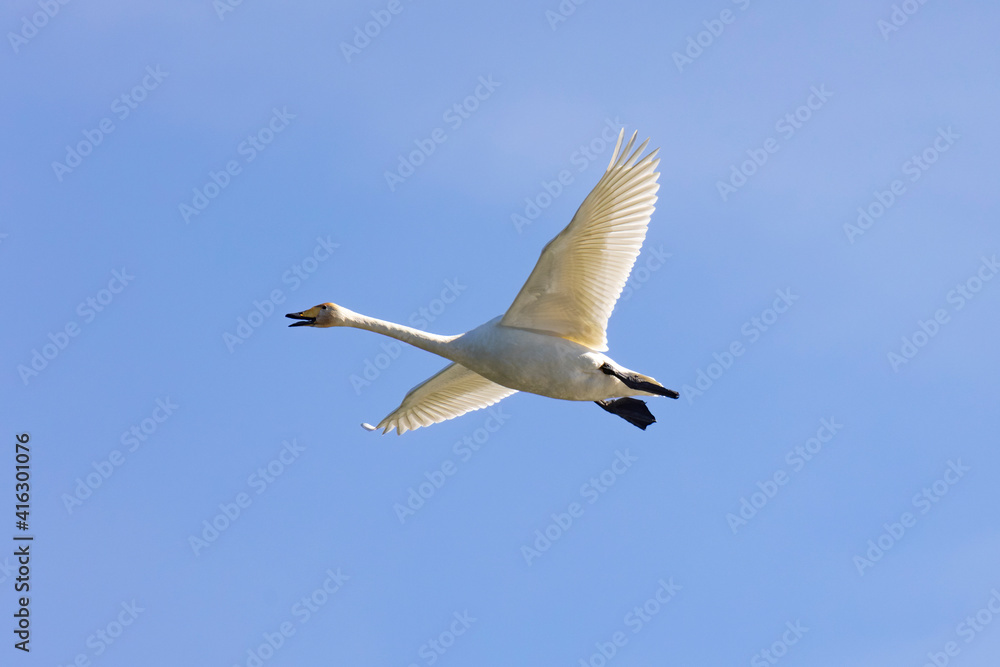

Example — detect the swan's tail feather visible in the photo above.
[598,362,679,399]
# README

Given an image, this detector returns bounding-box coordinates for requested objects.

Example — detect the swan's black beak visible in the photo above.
[286,312,315,327]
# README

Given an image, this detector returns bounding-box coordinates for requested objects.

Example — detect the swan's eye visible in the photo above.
[321,305,327,310]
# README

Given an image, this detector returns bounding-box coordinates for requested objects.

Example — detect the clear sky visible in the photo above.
[3,1,1000,665]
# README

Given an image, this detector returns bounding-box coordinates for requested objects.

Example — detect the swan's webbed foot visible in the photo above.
[599,363,679,399]
[595,398,656,430]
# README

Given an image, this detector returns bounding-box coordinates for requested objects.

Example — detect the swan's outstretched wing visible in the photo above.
[500,130,660,352]
[363,362,517,435]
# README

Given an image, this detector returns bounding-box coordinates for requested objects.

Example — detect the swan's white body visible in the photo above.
[436,317,650,401]
[287,130,676,434]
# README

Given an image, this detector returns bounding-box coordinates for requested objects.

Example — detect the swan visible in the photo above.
[286,129,678,434]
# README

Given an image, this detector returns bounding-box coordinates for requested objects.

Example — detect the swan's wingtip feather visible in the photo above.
[607,128,626,171]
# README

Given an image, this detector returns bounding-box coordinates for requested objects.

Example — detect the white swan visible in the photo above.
[287,130,678,434]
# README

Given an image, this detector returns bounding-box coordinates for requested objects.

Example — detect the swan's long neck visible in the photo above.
[343,310,460,360]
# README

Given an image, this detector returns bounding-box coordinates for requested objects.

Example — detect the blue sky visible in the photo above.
[3,1,1000,665]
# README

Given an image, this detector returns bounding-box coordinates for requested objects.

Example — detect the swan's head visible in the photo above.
[285,302,348,328]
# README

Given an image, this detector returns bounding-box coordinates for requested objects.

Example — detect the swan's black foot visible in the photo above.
[595,398,657,430]
[599,363,679,399]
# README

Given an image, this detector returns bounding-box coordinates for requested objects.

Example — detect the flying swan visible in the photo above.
[287,130,678,434]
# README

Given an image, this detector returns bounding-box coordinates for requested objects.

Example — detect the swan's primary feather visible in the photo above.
[366,362,517,435]
[500,130,660,352]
